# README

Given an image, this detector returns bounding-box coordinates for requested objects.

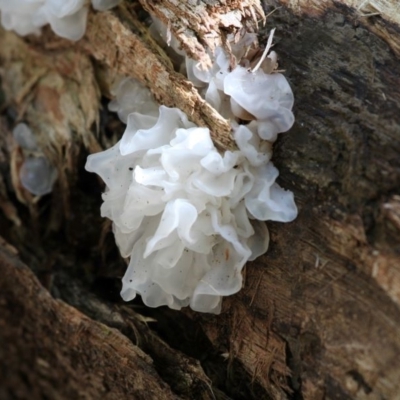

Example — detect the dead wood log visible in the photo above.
[0,1,400,399]
[0,238,182,400]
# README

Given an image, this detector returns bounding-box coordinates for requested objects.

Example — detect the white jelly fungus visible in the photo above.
[13,123,58,196]
[0,0,121,41]
[85,29,298,312]
[86,103,296,313]
[2,2,298,313]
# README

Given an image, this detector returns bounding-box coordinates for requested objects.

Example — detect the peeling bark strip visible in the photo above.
[82,7,236,150]
[138,0,265,67]
[0,1,267,153]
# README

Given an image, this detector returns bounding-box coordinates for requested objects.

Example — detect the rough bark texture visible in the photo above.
[0,1,400,399]
[278,0,400,56]
[0,239,182,400]
[138,0,265,66]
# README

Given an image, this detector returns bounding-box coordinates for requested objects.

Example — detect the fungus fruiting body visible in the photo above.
[0,0,121,40]
[86,101,297,313]
[86,25,298,313]
[0,2,298,313]
[13,123,58,197]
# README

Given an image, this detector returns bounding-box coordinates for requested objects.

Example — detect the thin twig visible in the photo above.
[250,28,276,73]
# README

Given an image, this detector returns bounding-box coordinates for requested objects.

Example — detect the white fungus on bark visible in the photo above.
[1,2,298,313]
[86,25,298,313]
[13,123,58,197]
[0,0,122,41]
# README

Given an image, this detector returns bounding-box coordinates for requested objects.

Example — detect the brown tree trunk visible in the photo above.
[1,1,400,399]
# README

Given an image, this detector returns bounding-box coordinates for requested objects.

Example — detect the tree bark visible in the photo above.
[0,1,400,399]
[0,239,182,400]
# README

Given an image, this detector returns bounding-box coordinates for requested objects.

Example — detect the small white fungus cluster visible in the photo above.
[0,0,121,41]
[155,21,294,142]
[13,123,57,196]
[86,28,298,313]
